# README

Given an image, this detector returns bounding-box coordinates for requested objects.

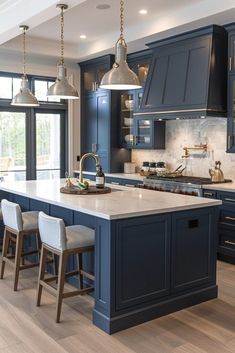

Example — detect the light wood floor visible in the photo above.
[0,260,234,353]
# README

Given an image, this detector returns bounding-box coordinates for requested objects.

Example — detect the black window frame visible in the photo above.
[0,71,68,180]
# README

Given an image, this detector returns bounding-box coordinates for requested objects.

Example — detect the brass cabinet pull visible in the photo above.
[227,135,233,149]
[204,192,213,196]
[224,198,235,202]
[124,184,135,187]
[225,240,235,246]
[229,57,232,71]
[225,216,235,221]
[92,143,98,153]
[111,181,120,185]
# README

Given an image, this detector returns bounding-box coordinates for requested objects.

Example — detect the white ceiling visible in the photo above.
[0,0,235,63]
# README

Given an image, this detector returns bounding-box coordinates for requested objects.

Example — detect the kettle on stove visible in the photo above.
[209,161,224,182]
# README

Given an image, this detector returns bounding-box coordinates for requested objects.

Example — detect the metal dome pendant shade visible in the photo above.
[100,0,141,90]
[11,25,39,107]
[47,4,79,100]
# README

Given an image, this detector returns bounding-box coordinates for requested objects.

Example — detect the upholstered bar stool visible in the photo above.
[36,211,95,323]
[0,199,40,291]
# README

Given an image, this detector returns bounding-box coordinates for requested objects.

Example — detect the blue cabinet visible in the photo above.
[80,56,131,173]
[119,50,166,150]
[140,25,227,118]
[79,55,114,93]
[171,208,216,292]
[225,25,235,151]
[120,91,166,149]
[227,74,235,151]
[203,188,235,264]
[115,214,171,310]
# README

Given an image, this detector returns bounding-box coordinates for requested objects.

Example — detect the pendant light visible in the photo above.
[47,4,79,100]
[11,25,39,106]
[100,0,141,90]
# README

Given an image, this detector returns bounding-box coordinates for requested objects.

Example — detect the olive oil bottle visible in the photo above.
[96,165,105,188]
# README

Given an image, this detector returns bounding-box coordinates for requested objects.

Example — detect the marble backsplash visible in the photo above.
[131,118,235,180]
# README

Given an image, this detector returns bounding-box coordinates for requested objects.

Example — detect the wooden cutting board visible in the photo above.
[60,185,111,195]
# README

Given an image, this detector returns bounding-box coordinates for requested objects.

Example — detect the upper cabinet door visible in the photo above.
[79,55,114,94]
[228,33,235,72]
[141,36,211,113]
[227,74,235,152]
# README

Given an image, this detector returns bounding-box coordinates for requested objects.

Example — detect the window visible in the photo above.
[0,111,26,181]
[0,73,68,181]
[34,79,61,102]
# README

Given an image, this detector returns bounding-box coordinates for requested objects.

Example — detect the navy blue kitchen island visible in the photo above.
[0,179,221,334]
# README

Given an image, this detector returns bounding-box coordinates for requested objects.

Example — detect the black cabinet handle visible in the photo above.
[188,219,199,228]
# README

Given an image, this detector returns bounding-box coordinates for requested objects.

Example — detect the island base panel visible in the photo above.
[93,285,218,334]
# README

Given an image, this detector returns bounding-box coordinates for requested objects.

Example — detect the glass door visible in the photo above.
[135,117,152,147]
[120,93,134,148]
[0,111,26,181]
[36,112,65,179]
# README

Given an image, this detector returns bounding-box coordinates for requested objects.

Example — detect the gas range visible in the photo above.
[142,175,232,197]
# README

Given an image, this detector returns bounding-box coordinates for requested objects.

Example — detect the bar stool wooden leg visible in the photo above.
[36,245,48,307]
[77,253,83,290]
[56,252,67,323]
[0,229,10,279]
[13,232,24,291]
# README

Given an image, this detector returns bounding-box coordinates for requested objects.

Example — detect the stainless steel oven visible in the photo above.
[140,176,232,197]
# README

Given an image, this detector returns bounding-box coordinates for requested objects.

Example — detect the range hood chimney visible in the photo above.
[136,25,227,119]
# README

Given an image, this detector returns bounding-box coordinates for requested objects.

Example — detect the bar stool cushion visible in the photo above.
[0,207,2,220]
[66,225,94,249]
[22,211,39,231]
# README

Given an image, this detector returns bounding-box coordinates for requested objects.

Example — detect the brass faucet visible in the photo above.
[79,153,99,183]
[182,143,208,158]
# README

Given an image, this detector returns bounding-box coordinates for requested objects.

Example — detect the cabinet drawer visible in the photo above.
[219,228,235,250]
[203,190,217,198]
[220,207,235,225]
[217,191,235,206]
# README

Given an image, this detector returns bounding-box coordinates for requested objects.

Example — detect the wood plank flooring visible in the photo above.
[0,260,234,353]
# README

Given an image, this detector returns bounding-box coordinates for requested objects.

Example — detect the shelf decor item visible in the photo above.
[100,0,141,90]
[47,4,79,100]
[11,25,39,106]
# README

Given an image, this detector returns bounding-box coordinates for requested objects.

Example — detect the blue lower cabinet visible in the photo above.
[11,194,29,211]
[171,208,216,293]
[115,214,171,310]
[50,205,73,226]
[29,199,50,214]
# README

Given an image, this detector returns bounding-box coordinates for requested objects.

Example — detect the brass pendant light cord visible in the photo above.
[120,0,124,41]
[22,26,27,77]
[19,25,29,78]
[60,5,65,66]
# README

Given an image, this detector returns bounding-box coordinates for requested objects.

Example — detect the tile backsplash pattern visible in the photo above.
[132,118,235,180]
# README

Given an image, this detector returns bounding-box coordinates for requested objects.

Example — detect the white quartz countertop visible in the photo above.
[74,170,144,182]
[0,179,221,220]
[202,182,235,193]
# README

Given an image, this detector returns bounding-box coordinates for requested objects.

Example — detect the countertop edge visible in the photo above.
[0,182,222,220]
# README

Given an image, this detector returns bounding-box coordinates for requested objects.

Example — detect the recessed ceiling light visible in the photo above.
[96,4,111,10]
[139,9,148,15]
[80,34,87,39]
